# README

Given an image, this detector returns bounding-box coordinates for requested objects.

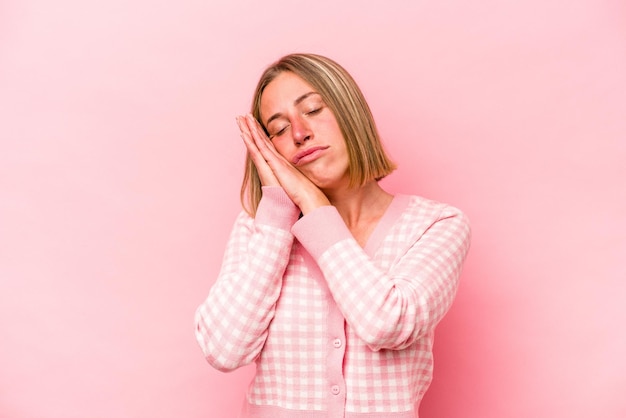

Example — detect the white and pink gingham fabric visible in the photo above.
[195,186,471,418]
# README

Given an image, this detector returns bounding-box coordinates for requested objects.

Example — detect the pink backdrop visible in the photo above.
[1,1,625,417]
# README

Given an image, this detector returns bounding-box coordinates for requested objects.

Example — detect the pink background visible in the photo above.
[1,1,625,417]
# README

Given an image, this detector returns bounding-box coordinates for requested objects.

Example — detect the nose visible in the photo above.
[291,116,312,145]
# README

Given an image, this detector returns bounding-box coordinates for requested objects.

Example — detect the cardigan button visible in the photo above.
[332,338,342,348]
[331,385,340,395]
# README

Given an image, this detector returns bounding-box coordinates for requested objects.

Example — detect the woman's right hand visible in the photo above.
[236,114,331,214]
[237,115,281,187]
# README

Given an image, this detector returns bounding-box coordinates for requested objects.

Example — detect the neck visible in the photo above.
[323,180,393,229]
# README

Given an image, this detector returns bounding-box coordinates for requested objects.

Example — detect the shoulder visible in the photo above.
[401,194,466,220]
[233,209,254,227]
[397,194,470,237]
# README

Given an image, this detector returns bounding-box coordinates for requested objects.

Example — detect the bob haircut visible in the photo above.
[241,53,396,216]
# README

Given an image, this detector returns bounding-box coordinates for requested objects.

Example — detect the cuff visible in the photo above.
[291,205,353,260]
[254,186,301,230]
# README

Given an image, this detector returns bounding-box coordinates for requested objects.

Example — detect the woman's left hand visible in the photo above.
[237,114,330,215]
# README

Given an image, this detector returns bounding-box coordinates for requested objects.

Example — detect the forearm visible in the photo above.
[195,187,300,371]
[292,204,471,351]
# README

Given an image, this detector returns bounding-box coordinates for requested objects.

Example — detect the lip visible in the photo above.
[292,146,329,166]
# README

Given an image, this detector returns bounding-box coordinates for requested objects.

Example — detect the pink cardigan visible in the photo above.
[195,187,471,418]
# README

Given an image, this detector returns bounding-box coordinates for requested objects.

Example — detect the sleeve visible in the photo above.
[291,203,471,351]
[194,187,301,371]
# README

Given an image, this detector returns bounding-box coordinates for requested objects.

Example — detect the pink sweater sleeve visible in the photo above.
[292,202,471,351]
[194,187,300,371]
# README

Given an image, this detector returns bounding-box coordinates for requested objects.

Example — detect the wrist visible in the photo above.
[298,193,331,215]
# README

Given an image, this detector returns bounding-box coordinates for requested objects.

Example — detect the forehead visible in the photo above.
[260,72,318,118]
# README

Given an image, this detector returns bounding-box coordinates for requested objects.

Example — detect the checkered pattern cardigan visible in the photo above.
[195,187,471,418]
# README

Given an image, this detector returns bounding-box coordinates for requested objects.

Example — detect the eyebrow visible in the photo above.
[264,92,320,127]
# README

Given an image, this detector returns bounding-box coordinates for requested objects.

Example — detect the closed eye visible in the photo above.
[269,124,290,140]
[268,106,323,139]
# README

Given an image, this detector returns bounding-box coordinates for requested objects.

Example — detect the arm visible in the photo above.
[292,203,471,351]
[194,187,300,371]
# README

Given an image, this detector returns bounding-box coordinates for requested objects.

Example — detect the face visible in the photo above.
[259,71,349,190]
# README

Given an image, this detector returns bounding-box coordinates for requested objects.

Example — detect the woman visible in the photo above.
[195,53,471,418]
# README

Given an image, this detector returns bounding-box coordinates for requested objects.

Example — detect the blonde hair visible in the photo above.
[241,53,396,216]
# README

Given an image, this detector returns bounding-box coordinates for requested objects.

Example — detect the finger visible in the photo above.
[236,115,254,141]
[237,116,279,186]
[244,115,283,163]
[243,115,269,149]
[239,121,265,164]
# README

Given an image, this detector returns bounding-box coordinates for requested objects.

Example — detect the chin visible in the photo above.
[312,177,347,192]
[302,167,348,190]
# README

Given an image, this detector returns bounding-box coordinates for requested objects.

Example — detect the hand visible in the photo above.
[236,114,330,214]
[236,115,280,187]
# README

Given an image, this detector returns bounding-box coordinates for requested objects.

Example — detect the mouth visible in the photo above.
[292,146,329,166]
